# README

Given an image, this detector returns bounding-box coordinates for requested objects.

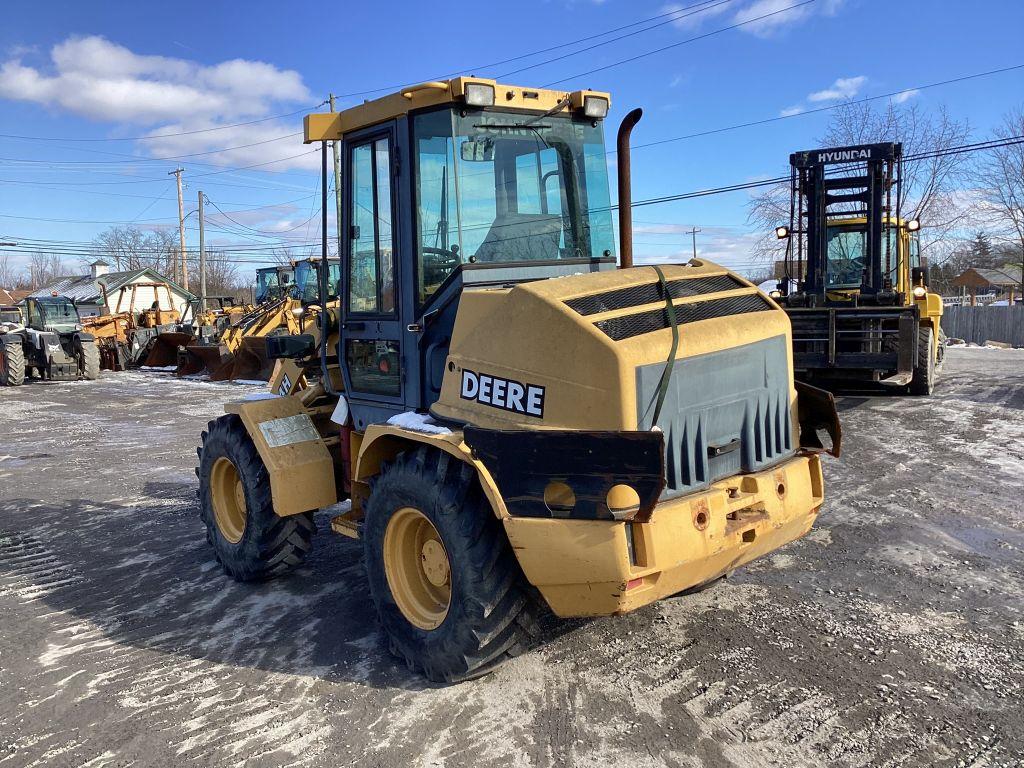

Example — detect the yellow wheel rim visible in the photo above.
[383,507,451,630]
[210,456,247,544]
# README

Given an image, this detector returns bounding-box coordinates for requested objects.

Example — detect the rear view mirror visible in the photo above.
[460,138,494,162]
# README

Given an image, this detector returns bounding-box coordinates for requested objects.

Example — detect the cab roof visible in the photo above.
[304,77,611,142]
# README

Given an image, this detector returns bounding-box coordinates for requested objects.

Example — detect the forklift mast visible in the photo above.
[785,142,902,301]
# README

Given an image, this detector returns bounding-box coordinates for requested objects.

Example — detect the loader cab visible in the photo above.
[25,296,82,333]
[254,266,294,304]
[292,257,340,306]
[0,305,21,325]
[306,78,618,429]
[823,217,922,300]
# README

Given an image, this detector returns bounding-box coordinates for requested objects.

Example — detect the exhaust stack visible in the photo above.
[616,108,643,269]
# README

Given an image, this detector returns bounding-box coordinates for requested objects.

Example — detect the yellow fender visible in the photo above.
[223,396,337,516]
[353,424,509,519]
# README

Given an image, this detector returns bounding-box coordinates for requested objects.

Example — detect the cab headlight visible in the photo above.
[463,83,495,107]
[291,307,305,317]
[912,285,927,298]
[769,290,782,298]
[906,219,921,232]
[582,95,609,119]
[776,226,790,239]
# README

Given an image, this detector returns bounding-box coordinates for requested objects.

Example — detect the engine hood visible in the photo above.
[430,260,794,434]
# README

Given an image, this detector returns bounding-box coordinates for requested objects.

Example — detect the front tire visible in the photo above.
[79,340,100,380]
[363,447,538,683]
[909,326,935,396]
[1,341,25,386]
[197,415,314,581]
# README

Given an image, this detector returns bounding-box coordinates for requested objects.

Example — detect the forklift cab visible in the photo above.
[306,78,618,429]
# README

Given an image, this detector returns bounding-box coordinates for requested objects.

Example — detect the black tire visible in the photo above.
[363,446,539,683]
[197,414,315,581]
[909,326,935,396]
[79,340,100,380]
[1,341,25,386]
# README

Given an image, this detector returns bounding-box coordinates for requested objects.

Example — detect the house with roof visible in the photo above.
[27,260,196,318]
[0,287,31,305]
[951,265,1023,304]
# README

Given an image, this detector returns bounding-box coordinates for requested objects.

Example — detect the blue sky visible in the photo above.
[1,0,1022,279]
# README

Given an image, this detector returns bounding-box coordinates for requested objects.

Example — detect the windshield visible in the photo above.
[293,260,341,305]
[412,107,616,303]
[35,299,80,329]
[255,267,293,304]
[825,224,903,289]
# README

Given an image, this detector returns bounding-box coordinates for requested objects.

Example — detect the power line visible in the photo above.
[620,62,1024,154]
[544,0,816,86]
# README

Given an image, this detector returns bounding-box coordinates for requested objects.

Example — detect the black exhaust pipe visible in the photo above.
[616,108,643,269]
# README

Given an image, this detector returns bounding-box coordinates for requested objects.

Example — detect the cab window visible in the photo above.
[348,137,396,314]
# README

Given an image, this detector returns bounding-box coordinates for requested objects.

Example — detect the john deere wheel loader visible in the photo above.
[772,142,944,394]
[196,78,841,682]
[0,296,100,385]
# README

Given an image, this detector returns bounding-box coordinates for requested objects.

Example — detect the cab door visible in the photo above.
[340,124,405,430]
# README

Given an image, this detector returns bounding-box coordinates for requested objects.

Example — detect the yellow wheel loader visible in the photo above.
[196,78,841,682]
[83,282,182,370]
[772,143,944,394]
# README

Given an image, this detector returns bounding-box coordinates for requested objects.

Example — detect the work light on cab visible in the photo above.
[463,82,495,107]
[582,95,609,119]
[906,219,921,232]
[776,226,790,239]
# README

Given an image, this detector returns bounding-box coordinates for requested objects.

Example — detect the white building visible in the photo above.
[28,261,195,319]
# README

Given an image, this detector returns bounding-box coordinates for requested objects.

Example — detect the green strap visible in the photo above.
[648,265,679,430]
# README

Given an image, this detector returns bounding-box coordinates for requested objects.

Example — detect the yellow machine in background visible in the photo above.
[195,77,841,682]
[83,282,181,370]
[774,143,944,394]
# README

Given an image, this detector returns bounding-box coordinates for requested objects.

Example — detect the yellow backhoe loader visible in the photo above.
[83,282,181,370]
[195,78,841,682]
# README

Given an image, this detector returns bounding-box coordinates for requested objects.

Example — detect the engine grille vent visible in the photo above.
[566,274,744,316]
[595,293,772,342]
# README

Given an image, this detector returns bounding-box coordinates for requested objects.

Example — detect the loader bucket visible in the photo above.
[143,331,194,368]
[229,336,274,382]
[178,344,233,379]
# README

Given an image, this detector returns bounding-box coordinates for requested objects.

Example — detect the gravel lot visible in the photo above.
[1,347,1022,768]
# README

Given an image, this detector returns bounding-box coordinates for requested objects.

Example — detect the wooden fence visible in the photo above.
[941,305,1024,347]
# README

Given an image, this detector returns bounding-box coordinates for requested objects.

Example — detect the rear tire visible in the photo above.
[1,341,25,386]
[197,414,315,581]
[80,340,100,380]
[363,446,539,683]
[909,326,935,396]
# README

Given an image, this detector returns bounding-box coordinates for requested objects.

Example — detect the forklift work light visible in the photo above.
[775,226,790,239]
[912,285,927,298]
[463,83,495,107]
[906,219,921,232]
[582,95,609,119]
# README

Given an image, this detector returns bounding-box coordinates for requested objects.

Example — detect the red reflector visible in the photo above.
[626,577,644,590]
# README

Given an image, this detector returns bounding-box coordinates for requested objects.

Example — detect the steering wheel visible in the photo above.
[421,246,461,284]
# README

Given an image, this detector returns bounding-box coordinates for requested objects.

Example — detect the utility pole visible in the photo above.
[689,226,701,259]
[198,190,206,314]
[329,94,343,258]
[169,168,189,291]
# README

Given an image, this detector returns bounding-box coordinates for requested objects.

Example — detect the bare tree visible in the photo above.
[25,252,68,289]
[90,226,179,276]
[975,107,1024,296]
[0,251,18,290]
[747,100,972,266]
[187,252,240,299]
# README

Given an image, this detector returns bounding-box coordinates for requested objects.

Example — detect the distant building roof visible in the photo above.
[0,288,31,304]
[952,266,1023,289]
[28,267,195,305]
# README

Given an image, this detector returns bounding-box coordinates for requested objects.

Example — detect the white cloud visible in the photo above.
[779,105,804,117]
[662,1,731,31]
[892,88,920,104]
[662,0,846,38]
[733,0,822,37]
[0,35,315,170]
[807,75,867,103]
